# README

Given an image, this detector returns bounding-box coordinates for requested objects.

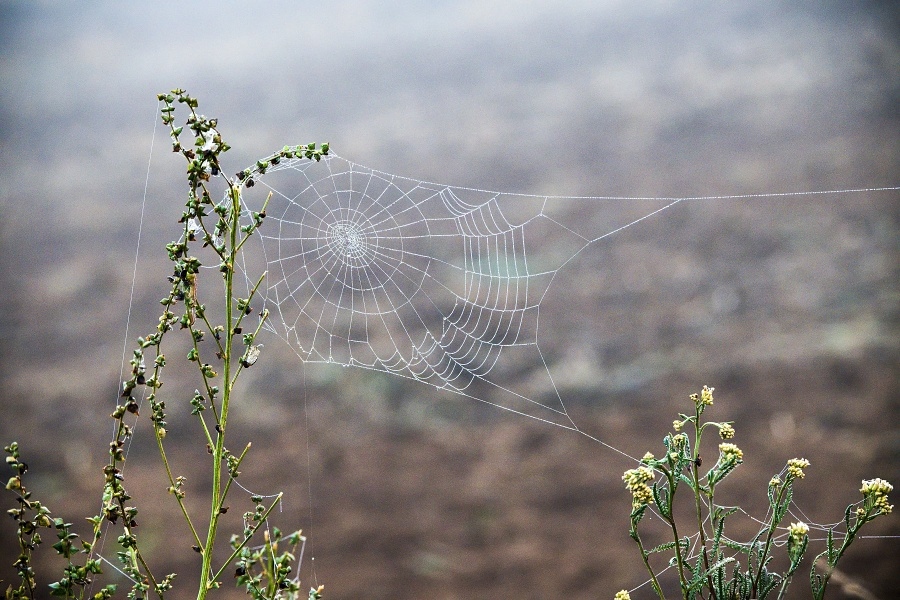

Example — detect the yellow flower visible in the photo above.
[622,466,654,488]
[861,478,893,514]
[700,385,715,405]
[614,591,631,600]
[622,466,655,508]
[718,423,735,439]
[860,477,893,496]
[641,452,655,463]
[769,476,782,488]
[874,496,893,514]
[788,521,809,546]
[630,484,653,508]
[673,419,683,431]
[787,458,810,479]
[789,521,808,537]
[719,442,743,462]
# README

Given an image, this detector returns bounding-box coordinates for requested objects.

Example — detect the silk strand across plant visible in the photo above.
[4,89,327,600]
[616,386,892,600]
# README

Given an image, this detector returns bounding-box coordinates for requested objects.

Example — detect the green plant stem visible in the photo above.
[692,415,717,600]
[14,526,36,600]
[662,470,690,594]
[104,414,163,598]
[209,493,284,584]
[776,573,792,600]
[266,535,278,596]
[186,319,222,433]
[197,183,241,600]
[231,305,270,388]
[142,303,204,549]
[232,192,272,256]
[631,526,667,600]
[132,546,162,598]
[751,483,787,598]
[219,442,252,501]
[153,426,203,548]
[196,309,227,365]
[228,270,268,381]
[812,513,867,600]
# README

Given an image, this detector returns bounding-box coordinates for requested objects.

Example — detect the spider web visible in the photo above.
[116,115,899,598]
[130,144,897,595]
[236,153,683,437]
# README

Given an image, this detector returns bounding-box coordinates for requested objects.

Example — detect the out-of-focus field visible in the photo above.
[1,2,897,598]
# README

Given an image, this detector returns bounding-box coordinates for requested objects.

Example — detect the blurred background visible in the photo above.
[0,1,897,598]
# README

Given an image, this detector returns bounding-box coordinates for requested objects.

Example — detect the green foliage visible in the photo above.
[4,441,117,600]
[232,527,317,600]
[617,386,893,600]
[4,90,328,599]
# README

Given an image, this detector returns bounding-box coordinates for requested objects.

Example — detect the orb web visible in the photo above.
[192,149,898,594]
[234,153,688,432]
[236,154,898,438]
